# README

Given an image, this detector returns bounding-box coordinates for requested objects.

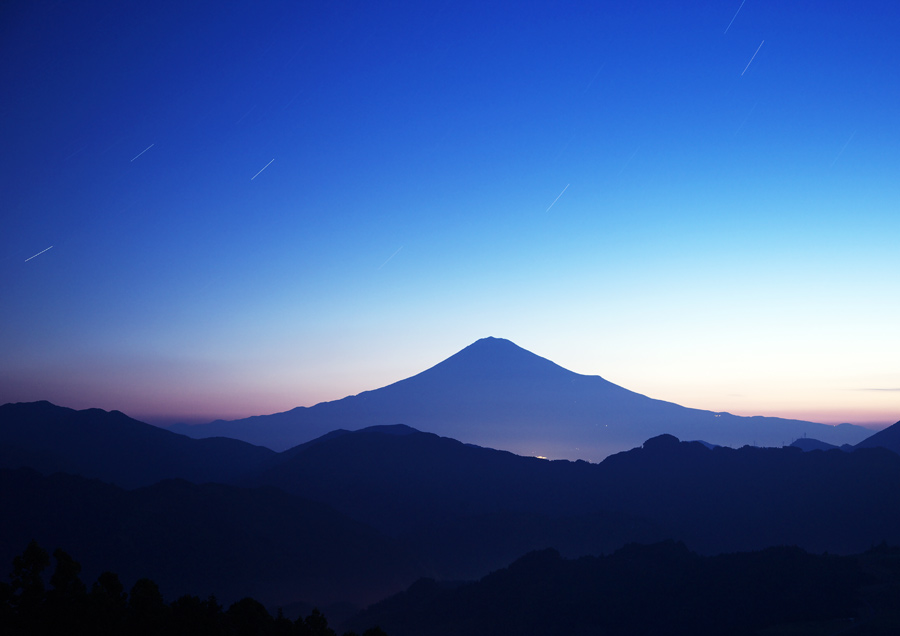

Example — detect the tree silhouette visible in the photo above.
[0,543,388,636]
[170,594,225,636]
[88,571,128,636]
[298,607,336,636]
[8,540,50,633]
[128,578,170,635]
[46,549,88,633]
[227,596,275,636]
[273,607,295,636]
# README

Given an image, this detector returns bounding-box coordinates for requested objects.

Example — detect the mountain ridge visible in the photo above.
[244,425,900,567]
[0,466,419,608]
[854,418,900,454]
[3,401,900,614]
[0,400,274,488]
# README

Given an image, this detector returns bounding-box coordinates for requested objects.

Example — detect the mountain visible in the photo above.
[790,437,842,452]
[250,425,597,535]
[5,411,900,613]
[0,467,420,609]
[245,425,663,580]
[0,401,275,488]
[246,426,900,578]
[173,337,870,461]
[348,543,879,636]
[854,419,900,455]
[595,434,900,554]
[786,420,900,455]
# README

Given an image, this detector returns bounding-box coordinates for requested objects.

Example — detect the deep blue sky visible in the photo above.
[2,1,898,427]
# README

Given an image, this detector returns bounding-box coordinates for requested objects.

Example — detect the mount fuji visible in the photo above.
[170,337,870,461]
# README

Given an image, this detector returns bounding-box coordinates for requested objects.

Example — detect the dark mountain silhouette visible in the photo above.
[854,419,900,455]
[4,404,900,615]
[0,401,274,488]
[349,542,885,636]
[595,434,900,554]
[0,467,420,609]
[172,337,870,461]
[246,425,900,583]
[788,419,900,455]
[246,425,664,580]
[252,424,597,535]
[790,437,843,451]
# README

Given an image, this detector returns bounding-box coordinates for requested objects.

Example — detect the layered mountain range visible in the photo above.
[170,337,871,461]
[3,399,899,615]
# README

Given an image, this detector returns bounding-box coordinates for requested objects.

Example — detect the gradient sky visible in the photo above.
[2,1,898,429]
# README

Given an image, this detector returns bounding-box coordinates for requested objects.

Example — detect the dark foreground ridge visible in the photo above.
[5,539,899,636]
[248,427,900,560]
[0,540,388,636]
[4,400,900,621]
[0,467,419,609]
[351,541,900,636]
[0,401,274,488]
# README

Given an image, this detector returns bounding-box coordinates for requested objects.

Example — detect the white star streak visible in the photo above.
[378,246,403,270]
[130,144,154,162]
[251,159,275,180]
[617,148,639,177]
[545,184,570,212]
[723,0,746,35]
[831,131,856,166]
[24,246,53,262]
[741,40,764,76]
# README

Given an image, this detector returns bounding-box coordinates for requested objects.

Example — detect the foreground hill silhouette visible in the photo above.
[4,401,900,613]
[0,540,383,636]
[3,400,899,567]
[0,467,418,609]
[171,337,869,460]
[245,426,663,579]
[246,427,900,570]
[350,542,900,636]
[596,434,900,554]
[0,401,274,488]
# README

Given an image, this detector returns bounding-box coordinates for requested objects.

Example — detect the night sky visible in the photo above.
[2,1,898,428]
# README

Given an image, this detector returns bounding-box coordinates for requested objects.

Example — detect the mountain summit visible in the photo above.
[422,336,573,379]
[171,337,870,461]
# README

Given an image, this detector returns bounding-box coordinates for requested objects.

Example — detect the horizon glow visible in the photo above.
[1,2,898,431]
